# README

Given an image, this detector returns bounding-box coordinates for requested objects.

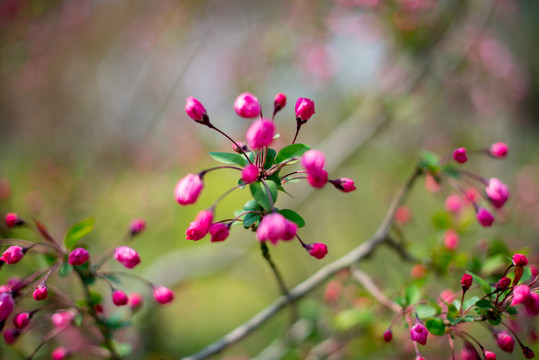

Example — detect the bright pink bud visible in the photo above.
[513,253,528,267]
[234,92,261,118]
[307,170,328,189]
[496,277,511,291]
[461,344,480,360]
[13,312,30,328]
[153,286,174,304]
[5,213,21,227]
[94,304,104,313]
[3,328,18,345]
[523,346,535,359]
[0,293,14,320]
[495,331,514,353]
[129,293,143,311]
[257,213,287,244]
[443,229,459,251]
[483,350,496,360]
[112,290,128,306]
[512,285,530,306]
[175,173,204,206]
[129,218,146,235]
[383,329,393,342]
[476,207,494,227]
[185,96,207,123]
[232,141,249,154]
[410,323,428,345]
[531,265,538,277]
[425,173,441,193]
[246,118,275,149]
[242,164,259,184]
[445,194,463,213]
[453,147,468,163]
[33,285,48,301]
[440,289,456,303]
[280,221,298,241]
[209,222,230,242]
[330,178,356,192]
[52,347,69,360]
[68,247,89,266]
[186,209,214,241]
[307,243,328,259]
[490,142,508,158]
[51,310,75,328]
[461,274,473,290]
[114,246,141,269]
[416,357,425,360]
[395,205,412,225]
[295,97,315,122]
[301,150,325,173]
[486,178,509,208]
[0,246,24,264]
[274,93,286,113]
[466,188,479,203]
[525,292,539,316]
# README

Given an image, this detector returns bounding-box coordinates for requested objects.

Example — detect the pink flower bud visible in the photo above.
[461,344,480,360]
[0,246,25,264]
[232,141,249,154]
[234,92,261,118]
[3,328,19,345]
[114,246,141,269]
[425,173,441,193]
[461,274,473,290]
[33,285,48,301]
[51,310,75,328]
[257,213,287,244]
[0,292,14,320]
[246,118,275,150]
[186,209,214,241]
[531,265,538,277]
[495,331,514,353]
[175,173,204,206]
[440,289,456,303]
[453,147,468,163]
[209,222,230,242]
[523,346,535,359]
[513,253,528,267]
[383,329,393,342]
[307,243,328,259]
[330,178,356,192]
[525,292,539,316]
[323,280,342,304]
[486,178,509,208]
[153,286,174,304]
[410,323,428,345]
[273,93,286,113]
[52,347,69,360]
[13,312,30,328]
[280,221,298,241]
[185,96,208,123]
[242,164,259,184]
[476,207,494,227]
[129,293,143,311]
[490,142,508,158]
[68,247,89,266]
[307,170,328,189]
[496,277,511,291]
[416,357,425,360]
[443,229,459,251]
[445,194,463,213]
[465,188,479,203]
[129,218,146,236]
[395,206,412,225]
[112,290,128,306]
[5,213,21,227]
[295,97,315,122]
[483,350,496,360]
[301,150,325,173]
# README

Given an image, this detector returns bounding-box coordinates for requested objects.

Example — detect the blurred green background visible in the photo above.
[1,0,539,359]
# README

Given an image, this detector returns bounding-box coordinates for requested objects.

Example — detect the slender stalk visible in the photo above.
[292,124,301,145]
[207,124,254,165]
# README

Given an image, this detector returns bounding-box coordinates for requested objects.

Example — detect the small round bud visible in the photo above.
[512,284,531,306]
[0,293,15,321]
[307,170,328,189]
[257,213,287,244]
[461,274,473,290]
[52,347,69,360]
[273,93,286,113]
[33,285,48,301]
[513,253,528,267]
[68,247,89,266]
[3,328,19,345]
[186,210,214,241]
[495,331,514,353]
[112,290,129,306]
[51,310,75,328]
[445,194,463,213]
[13,312,30,328]
[330,178,356,193]
[476,207,494,227]
[241,164,259,184]
[209,222,230,242]
[461,344,480,360]
[383,329,393,342]
[490,142,508,158]
[301,150,325,173]
[114,246,141,269]
[129,293,143,312]
[523,346,535,359]
[443,229,459,251]
[453,147,468,163]
[129,218,146,236]
[496,277,511,291]
[307,243,328,259]
[0,246,25,265]
[395,206,412,225]
[234,92,261,118]
[185,97,208,123]
[175,174,204,206]
[153,286,174,304]
[246,118,275,150]
[483,350,496,360]
[486,178,509,208]
[410,323,428,346]
[5,213,22,227]
[232,141,249,154]
[280,221,298,241]
[295,97,315,122]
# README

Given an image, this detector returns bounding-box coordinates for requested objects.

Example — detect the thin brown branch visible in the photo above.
[350,266,402,313]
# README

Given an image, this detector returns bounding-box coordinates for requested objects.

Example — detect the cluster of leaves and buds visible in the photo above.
[178,92,356,259]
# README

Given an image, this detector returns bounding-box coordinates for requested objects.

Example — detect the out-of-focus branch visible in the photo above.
[350,266,402,313]
[181,165,421,360]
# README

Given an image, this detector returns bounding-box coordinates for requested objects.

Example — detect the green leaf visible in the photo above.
[419,151,441,173]
[425,317,446,336]
[415,304,438,319]
[208,152,246,167]
[467,272,493,298]
[278,209,305,228]
[447,304,459,318]
[506,306,517,315]
[441,165,460,178]
[243,200,260,212]
[88,291,102,306]
[520,266,532,283]
[115,342,133,357]
[432,212,451,230]
[104,313,131,329]
[274,144,310,165]
[334,308,373,331]
[404,284,421,306]
[64,217,94,250]
[250,181,278,210]
[487,313,502,326]
[103,273,122,284]
[243,213,261,228]
[264,148,277,169]
[58,262,73,277]
[475,299,492,309]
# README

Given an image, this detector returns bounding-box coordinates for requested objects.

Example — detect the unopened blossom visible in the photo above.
[443,229,459,251]
[13,312,30,328]
[453,147,468,163]
[330,178,356,192]
[483,350,496,360]
[383,329,393,342]
[512,285,531,306]
[486,178,509,208]
[114,246,141,269]
[476,207,494,227]
[246,118,275,149]
[273,93,286,113]
[3,328,18,345]
[461,344,480,360]
[33,285,48,301]
[445,194,463,213]
[461,274,473,290]
[496,277,511,291]
[185,97,207,123]
[234,92,261,118]
[153,286,174,304]
[51,310,75,328]
[295,97,315,122]
[186,209,214,240]
[129,293,143,311]
[495,331,514,353]
[395,206,412,225]
[490,142,508,158]
[52,347,69,360]
[5,213,21,227]
[525,292,539,316]
[301,150,325,173]
[280,221,298,241]
[209,222,229,242]
[513,253,528,267]
[410,323,428,345]
[68,247,89,266]
[257,213,288,244]
[175,173,204,206]
[0,292,15,320]
[112,290,129,306]
[523,346,535,359]
[307,170,328,189]
[242,164,259,184]
[307,243,328,259]
[129,218,146,236]
[0,246,25,265]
